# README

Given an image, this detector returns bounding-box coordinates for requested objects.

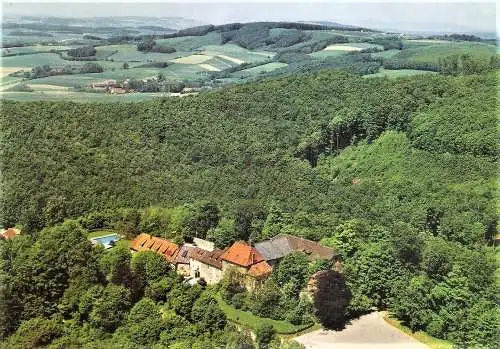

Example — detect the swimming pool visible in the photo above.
[91,234,120,249]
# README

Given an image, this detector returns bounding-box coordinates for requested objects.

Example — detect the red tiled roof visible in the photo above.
[129,233,179,263]
[130,233,152,251]
[190,247,225,269]
[247,260,273,279]
[220,241,264,267]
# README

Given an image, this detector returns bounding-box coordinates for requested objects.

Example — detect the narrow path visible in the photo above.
[294,312,428,349]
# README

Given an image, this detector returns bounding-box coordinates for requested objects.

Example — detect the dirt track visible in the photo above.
[294,312,428,349]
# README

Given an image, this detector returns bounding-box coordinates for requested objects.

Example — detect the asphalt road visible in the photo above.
[294,312,429,349]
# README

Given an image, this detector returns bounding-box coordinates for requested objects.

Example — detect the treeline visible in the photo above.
[67,45,96,58]
[126,75,185,93]
[23,62,104,79]
[383,53,498,74]
[424,33,483,42]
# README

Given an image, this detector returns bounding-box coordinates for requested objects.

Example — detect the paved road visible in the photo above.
[294,312,428,349]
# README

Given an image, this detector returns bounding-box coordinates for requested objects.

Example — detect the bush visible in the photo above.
[255,324,275,349]
[231,292,246,309]
[6,316,63,348]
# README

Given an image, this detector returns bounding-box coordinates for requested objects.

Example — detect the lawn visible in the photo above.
[215,293,313,334]
[383,313,454,349]
[87,230,131,249]
[87,229,117,239]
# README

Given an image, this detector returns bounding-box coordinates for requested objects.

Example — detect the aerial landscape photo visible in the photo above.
[0,1,498,348]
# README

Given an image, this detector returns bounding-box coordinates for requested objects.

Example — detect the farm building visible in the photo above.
[130,233,179,263]
[89,79,117,88]
[189,247,225,285]
[171,244,195,276]
[220,241,273,290]
[129,233,337,291]
[255,234,338,266]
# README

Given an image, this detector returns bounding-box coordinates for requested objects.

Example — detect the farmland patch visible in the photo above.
[27,84,71,90]
[0,67,29,76]
[232,62,288,77]
[199,63,220,71]
[171,54,213,64]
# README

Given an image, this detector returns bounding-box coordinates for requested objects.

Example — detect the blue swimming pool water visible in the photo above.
[91,234,119,248]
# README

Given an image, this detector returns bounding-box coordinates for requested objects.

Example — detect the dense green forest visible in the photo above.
[0,69,498,347]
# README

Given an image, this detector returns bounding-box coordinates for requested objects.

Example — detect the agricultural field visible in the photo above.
[1,52,88,67]
[100,44,188,63]
[309,42,383,58]
[232,62,288,77]
[0,90,170,101]
[2,44,82,55]
[392,42,496,64]
[363,68,438,79]
[371,49,401,59]
[200,44,275,63]
[155,31,222,51]
[2,18,497,101]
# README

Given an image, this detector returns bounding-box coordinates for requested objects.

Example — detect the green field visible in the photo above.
[156,32,222,51]
[232,62,288,77]
[201,44,275,63]
[392,42,496,64]
[1,91,168,102]
[99,44,189,63]
[215,293,312,334]
[2,45,82,55]
[363,68,438,79]
[1,52,87,67]
[371,49,401,59]
[309,42,383,58]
